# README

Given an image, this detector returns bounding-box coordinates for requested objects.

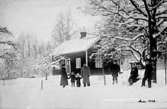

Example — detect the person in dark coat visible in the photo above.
[81,64,91,87]
[111,61,120,84]
[128,63,139,85]
[75,73,82,87]
[141,60,152,88]
[70,72,75,87]
[60,64,68,88]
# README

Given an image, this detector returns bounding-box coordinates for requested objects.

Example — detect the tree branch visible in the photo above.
[0,27,13,35]
[0,52,16,60]
[156,14,167,19]
[98,4,128,19]
[129,45,142,59]
[156,19,167,27]
[142,0,151,18]
[128,15,148,22]
[150,0,164,11]
[0,41,17,49]
[120,46,140,62]
[157,41,166,47]
[156,8,167,16]
[103,33,144,41]
[153,26,167,38]
[129,0,148,17]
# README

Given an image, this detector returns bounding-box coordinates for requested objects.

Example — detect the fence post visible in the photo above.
[3,79,5,86]
[41,80,43,90]
[103,68,106,85]
[45,73,48,80]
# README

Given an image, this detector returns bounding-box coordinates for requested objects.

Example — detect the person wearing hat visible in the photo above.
[60,63,68,88]
[111,60,120,84]
[141,59,152,88]
[81,64,91,87]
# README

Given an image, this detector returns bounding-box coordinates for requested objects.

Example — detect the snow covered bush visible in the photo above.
[32,56,53,78]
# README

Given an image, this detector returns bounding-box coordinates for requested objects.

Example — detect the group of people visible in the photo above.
[128,60,153,88]
[60,64,91,88]
[60,59,153,88]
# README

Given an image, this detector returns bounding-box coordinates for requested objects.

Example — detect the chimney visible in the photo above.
[80,32,87,39]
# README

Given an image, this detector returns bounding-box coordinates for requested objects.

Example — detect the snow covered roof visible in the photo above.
[52,37,100,56]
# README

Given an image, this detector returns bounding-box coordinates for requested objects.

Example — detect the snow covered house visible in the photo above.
[51,32,106,75]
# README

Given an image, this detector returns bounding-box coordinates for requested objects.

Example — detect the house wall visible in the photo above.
[52,51,116,75]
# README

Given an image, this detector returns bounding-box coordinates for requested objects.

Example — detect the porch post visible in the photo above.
[86,50,88,66]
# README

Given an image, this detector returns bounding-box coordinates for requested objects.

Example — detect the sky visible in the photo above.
[0,0,100,43]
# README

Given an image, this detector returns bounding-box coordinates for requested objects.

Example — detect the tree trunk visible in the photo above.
[149,27,157,83]
[148,0,158,82]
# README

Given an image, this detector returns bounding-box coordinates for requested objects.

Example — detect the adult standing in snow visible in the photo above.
[141,60,152,88]
[60,64,68,88]
[81,64,91,87]
[111,60,120,84]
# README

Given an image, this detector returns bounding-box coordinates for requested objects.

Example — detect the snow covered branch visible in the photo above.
[156,15,167,19]
[153,26,167,38]
[156,8,167,16]
[103,33,144,41]
[128,45,142,61]
[128,15,148,22]
[157,41,166,46]
[0,41,17,49]
[129,0,147,17]
[142,0,151,18]
[120,46,141,62]
[0,27,13,35]
[149,0,164,11]
[156,19,167,27]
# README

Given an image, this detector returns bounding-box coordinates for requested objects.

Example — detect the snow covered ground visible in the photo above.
[0,70,167,109]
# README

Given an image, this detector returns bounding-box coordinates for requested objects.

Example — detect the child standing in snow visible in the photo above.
[128,63,140,85]
[70,72,75,87]
[75,73,82,87]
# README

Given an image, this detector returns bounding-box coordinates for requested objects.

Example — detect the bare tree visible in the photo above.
[17,33,43,58]
[51,11,76,46]
[16,32,53,78]
[88,0,167,82]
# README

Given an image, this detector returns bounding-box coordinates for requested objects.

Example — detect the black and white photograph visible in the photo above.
[0,0,167,109]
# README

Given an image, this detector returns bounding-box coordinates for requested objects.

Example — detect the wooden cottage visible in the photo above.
[51,32,117,75]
